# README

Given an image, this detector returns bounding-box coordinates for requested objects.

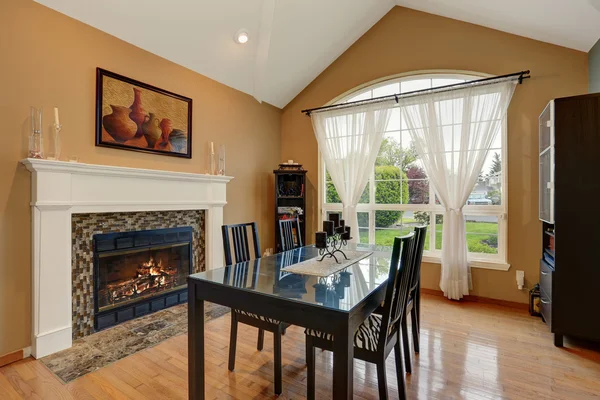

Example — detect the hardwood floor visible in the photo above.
[1,294,599,399]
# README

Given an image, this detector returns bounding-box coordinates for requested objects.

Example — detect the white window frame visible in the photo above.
[318,71,509,271]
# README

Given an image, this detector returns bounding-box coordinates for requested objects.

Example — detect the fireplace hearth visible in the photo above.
[93,227,193,330]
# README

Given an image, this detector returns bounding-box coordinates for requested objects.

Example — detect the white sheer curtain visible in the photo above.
[400,81,516,300]
[311,101,393,243]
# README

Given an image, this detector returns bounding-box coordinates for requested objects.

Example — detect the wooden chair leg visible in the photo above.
[306,337,316,400]
[257,328,264,351]
[376,360,389,400]
[274,327,282,395]
[401,317,412,374]
[411,306,420,354]
[228,313,238,371]
[394,338,407,400]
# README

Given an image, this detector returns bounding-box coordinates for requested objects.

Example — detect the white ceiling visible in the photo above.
[36,0,600,108]
[395,0,600,53]
[34,0,394,108]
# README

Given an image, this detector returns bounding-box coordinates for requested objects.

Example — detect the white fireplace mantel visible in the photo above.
[21,158,232,358]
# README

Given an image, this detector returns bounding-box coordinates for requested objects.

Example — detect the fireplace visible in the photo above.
[93,227,193,330]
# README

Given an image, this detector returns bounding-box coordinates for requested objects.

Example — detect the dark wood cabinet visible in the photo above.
[539,93,600,347]
[274,167,307,253]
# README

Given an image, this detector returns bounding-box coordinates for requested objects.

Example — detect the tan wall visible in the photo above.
[281,7,588,304]
[0,0,281,356]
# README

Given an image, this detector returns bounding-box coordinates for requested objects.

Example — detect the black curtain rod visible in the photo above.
[302,70,530,116]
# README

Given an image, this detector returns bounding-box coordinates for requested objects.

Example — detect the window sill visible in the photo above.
[421,255,511,271]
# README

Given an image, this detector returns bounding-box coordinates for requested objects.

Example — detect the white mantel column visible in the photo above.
[30,169,74,358]
[31,203,73,358]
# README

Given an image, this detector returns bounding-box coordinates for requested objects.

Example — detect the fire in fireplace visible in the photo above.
[93,227,193,330]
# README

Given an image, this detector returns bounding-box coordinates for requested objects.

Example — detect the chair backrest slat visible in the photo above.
[376,225,427,350]
[408,226,428,295]
[279,218,302,251]
[222,222,261,265]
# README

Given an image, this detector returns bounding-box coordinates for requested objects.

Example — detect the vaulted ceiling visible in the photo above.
[35,0,600,108]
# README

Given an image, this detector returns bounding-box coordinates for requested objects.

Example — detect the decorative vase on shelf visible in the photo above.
[129,87,147,138]
[142,113,162,148]
[103,105,137,143]
[28,106,43,159]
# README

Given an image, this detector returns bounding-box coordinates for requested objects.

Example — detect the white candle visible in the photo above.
[210,141,214,154]
[288,159,293,164]
[54,107,60,126]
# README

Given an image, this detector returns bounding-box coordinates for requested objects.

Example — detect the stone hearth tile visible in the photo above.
[41,302,230,383]
[100,334,153,364]
[82,325,130,349]
[167,303,187,314]
[41,340,106,383]
[131,319,171,336]
[124,307,180,330]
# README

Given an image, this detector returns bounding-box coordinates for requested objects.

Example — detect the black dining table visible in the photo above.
[187,243,394,399]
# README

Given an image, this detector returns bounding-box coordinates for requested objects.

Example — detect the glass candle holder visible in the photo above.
[28,106,44,159]
[46,123,62,160]
[208,142,216,175]
[217,144,226,175]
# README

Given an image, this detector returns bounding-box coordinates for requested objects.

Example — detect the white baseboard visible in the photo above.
[32,325,72,359]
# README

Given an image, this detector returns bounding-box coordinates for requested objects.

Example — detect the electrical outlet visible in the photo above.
[516,270,525,290]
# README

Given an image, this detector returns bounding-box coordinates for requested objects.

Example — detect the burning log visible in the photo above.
[104,256,182,304]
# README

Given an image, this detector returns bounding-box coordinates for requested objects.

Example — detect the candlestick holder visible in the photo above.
[217,144,226,175]
[47,123,62,160]
[317,232,351,264]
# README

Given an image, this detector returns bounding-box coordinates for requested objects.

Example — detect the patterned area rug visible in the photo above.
[41,302,229,383]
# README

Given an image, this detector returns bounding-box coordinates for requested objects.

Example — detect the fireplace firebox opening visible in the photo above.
[93,227,193,331]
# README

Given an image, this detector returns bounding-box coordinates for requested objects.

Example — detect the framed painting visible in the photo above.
[95,68,192,158]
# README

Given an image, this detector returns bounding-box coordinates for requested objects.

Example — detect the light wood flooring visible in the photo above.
[1,294,600,399]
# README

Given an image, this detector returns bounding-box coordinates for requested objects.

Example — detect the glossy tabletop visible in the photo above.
[188,243,394,314]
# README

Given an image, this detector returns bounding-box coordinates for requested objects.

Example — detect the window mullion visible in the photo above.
[369,168,375,244]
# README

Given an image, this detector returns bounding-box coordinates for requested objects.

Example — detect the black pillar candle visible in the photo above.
[329,213,340,227]
[315,231,327,248]
[323,220,334,236]
[335,225,345,235]
[339,219,345,228]
[342,226,351,240]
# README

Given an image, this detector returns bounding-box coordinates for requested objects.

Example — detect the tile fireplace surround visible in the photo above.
[21,159,232,358]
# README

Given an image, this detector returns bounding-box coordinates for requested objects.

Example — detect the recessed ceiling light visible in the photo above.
[235,29,249,44]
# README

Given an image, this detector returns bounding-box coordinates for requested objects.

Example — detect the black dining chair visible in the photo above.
[304,233,417,400]
[278,218,302,251]
[221,222,289,395]
[400,225,427,374]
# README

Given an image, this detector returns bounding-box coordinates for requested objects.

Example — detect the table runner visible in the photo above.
[281,250,373,277]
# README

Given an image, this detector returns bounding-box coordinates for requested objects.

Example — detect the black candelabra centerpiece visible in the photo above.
[315,213,352,264]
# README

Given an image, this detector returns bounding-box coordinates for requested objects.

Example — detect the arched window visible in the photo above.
[320,73,507,267]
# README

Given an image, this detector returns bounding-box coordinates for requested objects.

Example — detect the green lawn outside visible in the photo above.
[359,221,498,254]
